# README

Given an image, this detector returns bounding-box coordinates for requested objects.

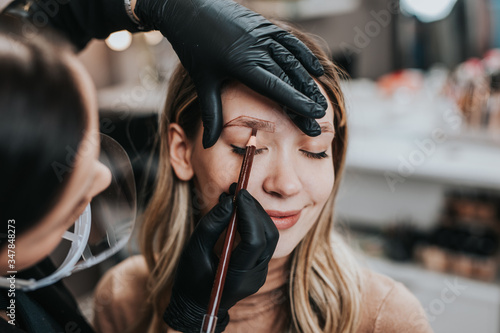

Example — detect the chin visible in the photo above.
[271,242,297,259]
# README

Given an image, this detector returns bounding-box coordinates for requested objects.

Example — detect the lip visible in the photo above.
[265,210,302,230]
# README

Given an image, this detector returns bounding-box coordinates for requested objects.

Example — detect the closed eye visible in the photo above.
[300,150,328,159]
[231,145,266,156]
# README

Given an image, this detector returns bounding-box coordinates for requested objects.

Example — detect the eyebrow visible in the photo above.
[223,116,276,133]
[223,116,335,135]
[318,122,335,134]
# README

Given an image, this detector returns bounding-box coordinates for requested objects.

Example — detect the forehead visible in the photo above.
[221,82,334,132]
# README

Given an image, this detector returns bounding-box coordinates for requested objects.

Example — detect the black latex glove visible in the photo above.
[134,0,328,148]
[10,0,328,146]
[3,0,146,51]
[163,189,279,333]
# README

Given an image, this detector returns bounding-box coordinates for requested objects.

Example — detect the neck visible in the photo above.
[226,255,291,330]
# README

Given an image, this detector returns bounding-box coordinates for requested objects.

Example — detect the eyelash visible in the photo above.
[230,145,328,159]
[300,150,329,159]
[231,145,265,156]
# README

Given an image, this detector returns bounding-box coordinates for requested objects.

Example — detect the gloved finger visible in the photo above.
[219,191,231,203]
[238,66,325,120]
[190,194,233,255]
[227,186,276,267]
[196,80,223,149]
[258,205,279,262]
[230,190,268,270]
[273,30,325,77]
[218,183,238,203]
[286,110,321,137]
[269,42,327,110]
[229,182,237,196]
[257,58,293,87]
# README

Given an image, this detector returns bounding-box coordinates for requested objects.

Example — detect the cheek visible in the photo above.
[302,159,335,204]
[191,148,243,214]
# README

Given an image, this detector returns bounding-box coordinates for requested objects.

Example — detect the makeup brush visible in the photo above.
[201,128,257,333]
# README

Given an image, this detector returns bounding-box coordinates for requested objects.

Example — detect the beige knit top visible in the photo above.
[93,255,432,333]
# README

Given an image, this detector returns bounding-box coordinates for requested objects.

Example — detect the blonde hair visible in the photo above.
[137,22,362,333]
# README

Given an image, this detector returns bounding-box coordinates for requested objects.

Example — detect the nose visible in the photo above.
[88,161,112,199]
[262,155,302,198]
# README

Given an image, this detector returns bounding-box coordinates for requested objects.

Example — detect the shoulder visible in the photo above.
[357,269,433,333]
[93,255,150,333]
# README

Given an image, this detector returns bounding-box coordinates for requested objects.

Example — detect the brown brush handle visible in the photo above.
[202,144,256,332]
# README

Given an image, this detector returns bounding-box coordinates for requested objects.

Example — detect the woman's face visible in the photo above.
[0,54,111,273]
[172,82,335,258]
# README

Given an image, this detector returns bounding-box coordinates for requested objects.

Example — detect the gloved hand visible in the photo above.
[163,189,279,333]
[14,0,327,146]
[134,0,328,148]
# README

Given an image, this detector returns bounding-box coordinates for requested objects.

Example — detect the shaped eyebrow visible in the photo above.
[223,116,276,133]
[318,122,335,134]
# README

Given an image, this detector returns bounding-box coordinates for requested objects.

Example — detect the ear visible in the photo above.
[168,123,194,181]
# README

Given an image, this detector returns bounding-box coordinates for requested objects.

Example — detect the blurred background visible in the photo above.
[60,0,500,332]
